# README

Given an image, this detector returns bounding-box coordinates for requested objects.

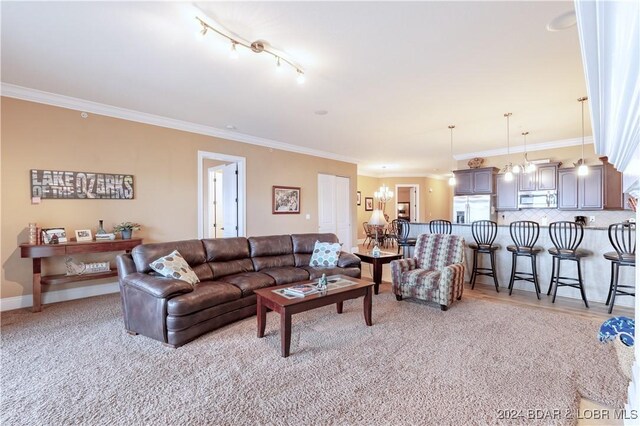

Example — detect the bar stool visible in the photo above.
[546,221,590,308]
[395,219,416,258]
[469,220,500,292]
[603,222,635,314]
[507,221,543,299]
[429,219,452,234]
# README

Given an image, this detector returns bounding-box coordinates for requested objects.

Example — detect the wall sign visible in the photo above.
[30,169,134,199]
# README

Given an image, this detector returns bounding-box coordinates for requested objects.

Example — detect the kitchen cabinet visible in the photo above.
[558,169,579,210]
[518,163,559,192]
[496,173,519,211]
[453,167,499,195]
[558,160,624,210]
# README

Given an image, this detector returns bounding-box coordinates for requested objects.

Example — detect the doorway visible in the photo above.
[197,151,246,238]
[394,184,420,222]
[318,174,352,249]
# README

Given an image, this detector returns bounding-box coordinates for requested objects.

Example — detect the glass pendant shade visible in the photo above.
[504,171,514,182]
[526,162,537,173]
[448,175,456,186]
[577,163,589,176]
[512,164,522,174]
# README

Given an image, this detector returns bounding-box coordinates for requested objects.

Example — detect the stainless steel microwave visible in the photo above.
[518,191,557,209]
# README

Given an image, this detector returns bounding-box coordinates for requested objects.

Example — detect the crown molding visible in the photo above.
[0,83,361,165]
[453,136,594,160]
[357,169,445,180]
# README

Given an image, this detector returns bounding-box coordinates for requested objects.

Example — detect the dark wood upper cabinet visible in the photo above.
[558,168,579,210]
[518,163,559,192]
[579,165,604,209]
[537,164,558,190]
[558,159,624,211]
[453,167,499,195]
[496,173,519,211]
[454,170,473,195]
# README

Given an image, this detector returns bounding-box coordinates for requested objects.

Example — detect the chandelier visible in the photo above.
[374,184,394,204]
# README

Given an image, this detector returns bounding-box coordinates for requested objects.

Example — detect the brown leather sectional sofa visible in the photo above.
[116,233,361,347]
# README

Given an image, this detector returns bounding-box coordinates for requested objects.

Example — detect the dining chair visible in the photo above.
[395,219,416,258]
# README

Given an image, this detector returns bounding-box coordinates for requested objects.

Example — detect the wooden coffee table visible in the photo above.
[254,275,374,357]
[354,251,403,294]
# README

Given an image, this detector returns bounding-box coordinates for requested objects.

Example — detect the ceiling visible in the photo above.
[1,1,589,177]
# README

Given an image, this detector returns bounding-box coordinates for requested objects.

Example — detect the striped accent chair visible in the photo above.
[391,233,466,311]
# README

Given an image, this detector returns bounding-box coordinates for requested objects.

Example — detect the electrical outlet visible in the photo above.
[589,215,595,223]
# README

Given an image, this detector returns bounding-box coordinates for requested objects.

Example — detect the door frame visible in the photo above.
[197,151,246,238]
[394,184,420,222]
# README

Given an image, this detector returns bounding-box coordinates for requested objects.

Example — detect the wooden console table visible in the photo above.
[20,238,142,312]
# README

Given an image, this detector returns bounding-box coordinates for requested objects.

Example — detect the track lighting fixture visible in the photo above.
[197,17,305,84]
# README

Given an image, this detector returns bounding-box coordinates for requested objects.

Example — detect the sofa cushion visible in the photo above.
[249,235,295,271]
[132,240,212,280]
[303,266,361,280]
[149,250,200,285]
[291,233,339,266]
[203,237,250,262]
[166,295,257,332]
[220,272,276,297]
[261,267,309,285]
[309,241,342,267]
[166,281,242,316]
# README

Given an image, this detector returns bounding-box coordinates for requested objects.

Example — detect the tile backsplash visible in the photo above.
[497,209,634,227]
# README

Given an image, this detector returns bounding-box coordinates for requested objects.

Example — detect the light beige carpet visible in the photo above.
[0,293,628,425]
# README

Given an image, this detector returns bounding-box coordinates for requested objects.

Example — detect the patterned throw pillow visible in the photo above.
[309,241,342,268]
[149,250,200,285]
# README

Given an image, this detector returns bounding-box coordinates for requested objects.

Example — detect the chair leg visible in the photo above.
[576,259,589,308]
[508,253,517,295]
[490,251,499,293]
[470,250,478,289]
[440,304,448,311]
[605,261,615,305]
[547,257,556,296]
[531,255,540,300]
[608,263,619,314]
[552,259,561,304]
[395,294,403,301]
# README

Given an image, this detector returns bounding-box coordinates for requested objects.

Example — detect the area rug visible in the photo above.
[0,292,628,425]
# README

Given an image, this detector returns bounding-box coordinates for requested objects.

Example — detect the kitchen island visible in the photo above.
[404,222,634,308]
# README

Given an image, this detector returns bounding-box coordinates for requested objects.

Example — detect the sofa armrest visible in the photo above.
[437,263,466,306]
[121,272,194,299]
[390,258,417,291]
[337,252,361,268]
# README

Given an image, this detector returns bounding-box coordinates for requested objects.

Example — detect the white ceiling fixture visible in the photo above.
[546,10,577,32]
[196,16,305,85]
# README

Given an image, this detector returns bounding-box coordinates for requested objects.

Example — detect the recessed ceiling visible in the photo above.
[1,1,588,177]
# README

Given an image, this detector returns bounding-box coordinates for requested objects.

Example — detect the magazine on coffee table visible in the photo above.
[272,276,359,298]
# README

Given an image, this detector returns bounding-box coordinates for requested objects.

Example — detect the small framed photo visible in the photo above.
[273,186,301,214]
[357,191,361,206]
[42,228,67,244]
[75,229,93,242]
[365,197,374,211]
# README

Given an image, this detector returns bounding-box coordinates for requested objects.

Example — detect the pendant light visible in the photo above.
[523,131,536,173]
[577,96,589,176]
[448,125,456,186]
[502,113,514,181]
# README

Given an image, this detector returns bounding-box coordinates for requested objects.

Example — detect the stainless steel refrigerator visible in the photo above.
[452,195,496,224]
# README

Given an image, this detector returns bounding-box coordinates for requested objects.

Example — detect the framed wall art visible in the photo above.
[364,197,374,211]
[272,186,301,214]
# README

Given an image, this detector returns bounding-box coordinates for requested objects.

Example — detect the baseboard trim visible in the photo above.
[0,281,120,312]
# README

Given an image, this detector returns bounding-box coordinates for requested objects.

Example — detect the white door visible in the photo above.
[335,176,352,249]
[317,174,336,234]
[222,163,238,237]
